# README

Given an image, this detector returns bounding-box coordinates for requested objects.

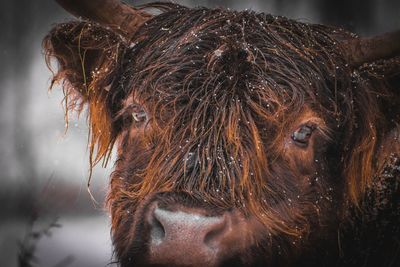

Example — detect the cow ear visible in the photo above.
[358,57,400,93]
[337,30,400,205]
[43,21,127,167]
[43,21,126,102]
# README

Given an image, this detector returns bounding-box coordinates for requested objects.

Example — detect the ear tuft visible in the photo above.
[43,21,126,102]
[43,21,127,168]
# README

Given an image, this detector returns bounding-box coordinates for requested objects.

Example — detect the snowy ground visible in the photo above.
[0,215,115,267]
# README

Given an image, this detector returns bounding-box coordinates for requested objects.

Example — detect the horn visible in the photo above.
[55,0,152,37]
[341,30,400,67]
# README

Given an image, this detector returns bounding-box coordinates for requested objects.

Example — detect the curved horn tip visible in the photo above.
[55,0,151,37]
[342,30,400,66]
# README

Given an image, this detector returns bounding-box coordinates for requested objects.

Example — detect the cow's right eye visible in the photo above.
[132,109,147,123]
[131,105,148,126]
[121,104,148,128]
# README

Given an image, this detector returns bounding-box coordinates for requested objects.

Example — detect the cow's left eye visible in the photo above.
[291,124,316,147]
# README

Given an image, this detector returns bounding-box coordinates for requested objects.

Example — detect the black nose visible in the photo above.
[146,205,234,266]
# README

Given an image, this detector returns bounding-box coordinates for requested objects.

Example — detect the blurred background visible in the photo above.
[0,0,398,266]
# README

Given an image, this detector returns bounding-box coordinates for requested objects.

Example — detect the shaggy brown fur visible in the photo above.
[43,2,400,267]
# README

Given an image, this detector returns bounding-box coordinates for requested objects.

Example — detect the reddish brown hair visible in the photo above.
[43,3,399,250]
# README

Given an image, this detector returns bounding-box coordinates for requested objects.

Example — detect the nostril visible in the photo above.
[149,212,165,245]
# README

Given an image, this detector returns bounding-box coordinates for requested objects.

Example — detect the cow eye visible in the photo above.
[291,124,316,147]
[131,105,148,123]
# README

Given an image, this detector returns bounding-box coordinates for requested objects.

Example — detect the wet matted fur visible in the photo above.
[43,3,400,267]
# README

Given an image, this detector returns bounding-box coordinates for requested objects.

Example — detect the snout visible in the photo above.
[135,199,254,267]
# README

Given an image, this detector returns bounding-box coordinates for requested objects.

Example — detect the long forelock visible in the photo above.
[126,5,354,124]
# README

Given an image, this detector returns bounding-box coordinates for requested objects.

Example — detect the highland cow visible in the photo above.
[43,0,400,266]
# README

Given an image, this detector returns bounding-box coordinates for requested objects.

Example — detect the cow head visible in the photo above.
[43,0,400,266]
